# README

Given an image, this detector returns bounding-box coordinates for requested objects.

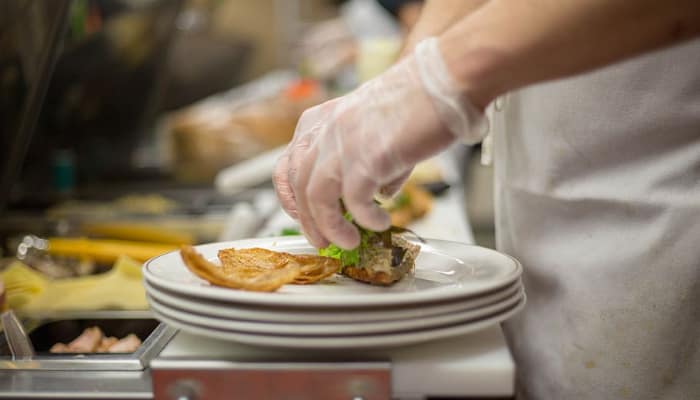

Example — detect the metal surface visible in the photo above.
[0,311,176,371]
[151,359,391,400]
[0,369,153,399]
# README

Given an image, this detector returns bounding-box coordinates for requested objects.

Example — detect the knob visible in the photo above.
[167,379,201,400]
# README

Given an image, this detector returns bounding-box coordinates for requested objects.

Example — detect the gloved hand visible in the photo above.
[273,37,486,249]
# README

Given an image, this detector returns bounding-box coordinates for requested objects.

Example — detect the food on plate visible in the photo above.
[180,246,339,292]
[181,208,422,290]
[382,183,433,227]
[49,326,142,353]
[319,225,421,286]
[279,228,301,236]
[217,247,339,284]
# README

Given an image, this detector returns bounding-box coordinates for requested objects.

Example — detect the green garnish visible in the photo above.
[280,228,301,236]
[319,243,360,267]
[318,212,375,268]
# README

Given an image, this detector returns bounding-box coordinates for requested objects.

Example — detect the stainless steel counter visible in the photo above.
[0,370,152,399]
[0,311,175,399]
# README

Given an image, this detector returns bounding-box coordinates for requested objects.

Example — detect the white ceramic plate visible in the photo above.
[150,295,526,350]
[143,237,522,308]
[144,279,521,323]
[147,287,523,336]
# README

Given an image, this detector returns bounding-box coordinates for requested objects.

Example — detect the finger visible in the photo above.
[307,160,360,250]
[292,143,330,249]
[342,167,391,232]
[286,101,342,248]
[272,152,298,219]
[379,168,412,197]
[283,126,317,219]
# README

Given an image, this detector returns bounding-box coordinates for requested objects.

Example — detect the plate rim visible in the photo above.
[146,288,524,336]
[143,236,523,308]
[144,279,522,323]
[150,295,526,350]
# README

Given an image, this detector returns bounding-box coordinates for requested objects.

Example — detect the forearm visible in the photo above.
[439,0,700,109]
[402,0,489,55]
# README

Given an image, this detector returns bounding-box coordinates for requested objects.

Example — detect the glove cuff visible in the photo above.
[414,37,487,144]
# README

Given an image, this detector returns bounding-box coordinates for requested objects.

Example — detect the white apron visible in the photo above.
[493,39,700,399]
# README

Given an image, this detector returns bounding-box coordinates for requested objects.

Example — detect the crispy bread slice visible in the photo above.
[182,246,340,292]
[342,235,419,286]
[180,246,300,292]
[218,248,339,285]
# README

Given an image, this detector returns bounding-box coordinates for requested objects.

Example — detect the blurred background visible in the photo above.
[0,0,494,318]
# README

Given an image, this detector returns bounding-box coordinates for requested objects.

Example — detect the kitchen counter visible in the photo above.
[0,370,153,399]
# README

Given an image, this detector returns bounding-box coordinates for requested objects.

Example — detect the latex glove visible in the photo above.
[273,37,485,249]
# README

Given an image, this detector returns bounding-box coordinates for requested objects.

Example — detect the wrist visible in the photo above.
[437,23,511,111]
[413,38,487,144]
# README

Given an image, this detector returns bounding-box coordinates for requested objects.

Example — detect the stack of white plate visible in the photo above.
[143,237,524,350]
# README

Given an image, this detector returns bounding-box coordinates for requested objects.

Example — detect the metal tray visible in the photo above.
[0,311,176,371]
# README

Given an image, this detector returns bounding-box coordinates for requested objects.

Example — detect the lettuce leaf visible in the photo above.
[319,243,359,267]
[279,228,301,236]
[318,213,374,267]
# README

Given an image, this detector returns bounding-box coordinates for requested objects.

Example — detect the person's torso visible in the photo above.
[492,38,700,400]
